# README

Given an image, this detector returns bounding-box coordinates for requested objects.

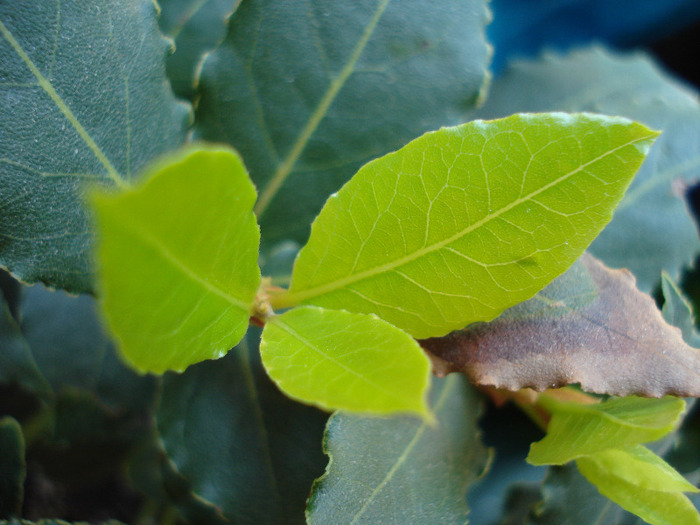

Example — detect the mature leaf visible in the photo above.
[194,0,491,248]
[260,306,431,417]
[92,146,260,373]
[276,114,657,340]
[576,449,700,525]
[0,0,190,293]
[527,396,686,466]
[159,0,241,99]
[471,47,700,292]
[306,374,490,525]
[0,418,24,519]
[422,253,700,397]
[156,334,328,525]
[662,273,700,347]
[0,283,155,412]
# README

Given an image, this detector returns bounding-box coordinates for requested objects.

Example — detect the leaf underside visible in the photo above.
[284,113,657,340]
[422,253,700,397]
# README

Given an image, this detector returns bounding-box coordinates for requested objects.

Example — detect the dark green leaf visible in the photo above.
[0,418,24,519]
[471,47,700,292]
[306,375,491,524]
[159,0,241,99]
[195,0,491,249]
[156,333,328,524]
[0,0,190,293]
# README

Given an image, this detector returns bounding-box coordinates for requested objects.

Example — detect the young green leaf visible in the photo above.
[422,253,700,397]
[471,47,700,292]
[577,448,700,525]
[260,306,432,418]
[276,113,658,339]
[194,0,491,249]
[306,375,490,525]
[92,146,260,373]
[0,0,190,293]
[579,445,697,493]
[528,396,686,466]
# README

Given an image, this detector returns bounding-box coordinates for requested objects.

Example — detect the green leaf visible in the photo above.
[158,0,241,99]
[0,418,24,519]
[576,449,700,525]
[260,306,431,417]
[277,113,657,339]
[92,145,260,373]
[156,335,328,524]
[0,0,190,293]
[0,283,155,412]
[662,273,700,348]
[194,0,491,249]
[528,396,686,466]
[579,445,697,493]
[306,375,490,525]
[471,47,700,292]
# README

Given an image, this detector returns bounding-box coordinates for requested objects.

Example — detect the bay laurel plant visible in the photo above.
[91,112,699,522]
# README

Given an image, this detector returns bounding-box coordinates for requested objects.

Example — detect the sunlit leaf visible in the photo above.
[277,113,657,339]
[194,0,491,249]
[577,448,700,525]
[306,375,490,524]
[528,396,686,466]
[0,0,190,293]
[260,306,431,417]
[471,47,700,292]
[422,253,700,397]
[92,146,260,373]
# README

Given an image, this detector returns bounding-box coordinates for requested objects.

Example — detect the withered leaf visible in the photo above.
[421,253,700,397]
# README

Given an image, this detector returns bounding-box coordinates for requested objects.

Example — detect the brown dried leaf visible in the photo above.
[420,253,700,397]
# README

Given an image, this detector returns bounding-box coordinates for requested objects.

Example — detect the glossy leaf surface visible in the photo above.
[159,0,241,99]
[528,396,685,465]
[280,114,657,339]
[0,0,190,293]
[261,306,431,417]
[306,375,490,525]
[422,253,700,396]
[157,336,328,524]
[471,47,700,291]
[194,0,491,248]
[92,146,260,373]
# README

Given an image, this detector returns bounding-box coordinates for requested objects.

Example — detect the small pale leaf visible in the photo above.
[577,451,700,525]
[260,306,431,417]
[527,396,686,465]
[278,114,657,339]
[422,253,700,397]
[92,146,260,373]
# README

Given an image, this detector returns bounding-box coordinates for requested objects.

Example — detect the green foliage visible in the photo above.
[306,375,489,524]
[2,1,700,524]
[278,114,657,339]
[528,396,686,465]
[92,146,260,373]
[261,306,432,417]
[0,0,189,293]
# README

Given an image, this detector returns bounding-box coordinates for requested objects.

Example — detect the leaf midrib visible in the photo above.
[0,18,128,189]
[253,0,393,218]
[278,133,655,308]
